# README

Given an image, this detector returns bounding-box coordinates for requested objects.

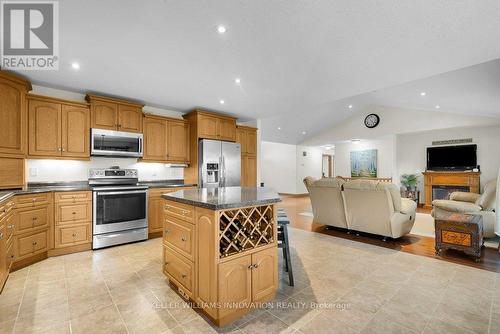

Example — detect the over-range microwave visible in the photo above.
[91,128,143,158]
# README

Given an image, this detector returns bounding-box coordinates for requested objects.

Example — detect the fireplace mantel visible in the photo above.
[422,171,480,208]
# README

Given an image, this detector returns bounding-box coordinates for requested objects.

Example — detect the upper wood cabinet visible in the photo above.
[186,110,236,142]
[86,94,143,133]
[142,114,190,164]
[28,95,90,159]
[237,126,258,186]
[0,71,31,158]
[168,120,190,162]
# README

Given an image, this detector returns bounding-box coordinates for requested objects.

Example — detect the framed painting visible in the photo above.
[350,149,377,177]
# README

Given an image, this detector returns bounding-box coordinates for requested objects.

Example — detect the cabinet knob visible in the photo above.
[72,233,77,237]
[72,212,76,215]
[0,233,3,240]
[248,265,253,270]
[32,241,37,245]
[32,217,37,221]
[62,148,65,152]
[181,236,187,242]
[181,274,187,278]
[165,229,170,234]
[253,263,259,269]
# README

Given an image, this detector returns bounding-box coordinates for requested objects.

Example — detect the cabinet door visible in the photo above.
[217,118,236,141]
[244,155,257,187]
[28,99,62,157]
[148,197,164,233]
[246,130,257,155]
[0,224,7,288]
[54,224,91,248]
[218,255,252,318]
[167,121,189,162]
[198,114,218,139]
[118,105,142,133]
[236,128,247,154]
[91,100,117,130]
[61,105,90,158]
[0,81,25,157]
[240,155,246,187]
[251,247,277,301]
[143,117,167,161]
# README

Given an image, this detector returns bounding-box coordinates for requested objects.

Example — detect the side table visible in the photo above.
[434,213,483,262]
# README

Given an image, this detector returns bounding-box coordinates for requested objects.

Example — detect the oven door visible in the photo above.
[93,189,148,234]
[91,128,143,157]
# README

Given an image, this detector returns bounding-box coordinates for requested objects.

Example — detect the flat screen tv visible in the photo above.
[426,144,477,171]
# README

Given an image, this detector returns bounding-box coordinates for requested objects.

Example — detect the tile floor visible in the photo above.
[1,227,499,334]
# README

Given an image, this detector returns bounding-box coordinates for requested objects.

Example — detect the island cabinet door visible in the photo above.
[218,254,252,318]
[251,247,278,301]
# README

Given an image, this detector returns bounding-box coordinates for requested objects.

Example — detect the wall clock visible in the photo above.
[364,113,380,128]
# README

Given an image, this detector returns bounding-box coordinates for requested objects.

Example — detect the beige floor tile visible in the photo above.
[298,312,357,334]
[423,317,476,334]
[70,305,127,334]
[0,319,15,334]
[13,319,71,334]
[360,310,417,334]
[0,301,21,323]
[68,291,114,320]
[433,302,489,334]
[237,311,293,334]
[267,297,322,329]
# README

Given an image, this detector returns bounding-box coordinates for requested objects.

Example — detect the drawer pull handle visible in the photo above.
[165,229,170,234]
[181,236,187,242]
[72,212,76,215]
[253,264,259,269]
[248,265,253,270]
[32,217,38,221]
[181,274,187,278]
[165,262,169,265]
[0,233,3,240]
[32,241,37,245]
[72,233,77,237]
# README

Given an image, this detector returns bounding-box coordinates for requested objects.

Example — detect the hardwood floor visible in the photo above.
[277,194,500,273]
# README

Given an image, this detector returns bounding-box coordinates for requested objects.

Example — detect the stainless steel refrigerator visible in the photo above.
[199,139,241,188]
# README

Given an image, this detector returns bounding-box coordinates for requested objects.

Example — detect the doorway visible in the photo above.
[322,154,334,178]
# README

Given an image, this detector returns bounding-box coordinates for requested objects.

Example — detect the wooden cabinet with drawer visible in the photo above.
[164,201,194,224]
[15,206,49,234]
[148,187,195,235]
[164,216,195,261]
[15,230,48,259]
[163,244,194,298]
[15,192,51,208]
[53,191,92,250]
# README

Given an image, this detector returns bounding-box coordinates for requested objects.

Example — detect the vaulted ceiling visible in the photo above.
[13,0,500,144]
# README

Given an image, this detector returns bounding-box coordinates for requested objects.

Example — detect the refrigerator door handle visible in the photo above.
[221,154,226,187]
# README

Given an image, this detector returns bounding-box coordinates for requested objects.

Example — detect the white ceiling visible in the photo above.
[11,0,500,144]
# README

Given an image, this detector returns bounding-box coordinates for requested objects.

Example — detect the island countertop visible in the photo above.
[162,186,281,210]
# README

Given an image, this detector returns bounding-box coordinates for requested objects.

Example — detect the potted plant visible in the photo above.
[400,174,418,191]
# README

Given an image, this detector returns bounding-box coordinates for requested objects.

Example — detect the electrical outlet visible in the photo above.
[29,168,38,177]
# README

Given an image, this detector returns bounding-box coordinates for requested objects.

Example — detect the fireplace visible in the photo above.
[422,171,480,208]
[432,185,469,201]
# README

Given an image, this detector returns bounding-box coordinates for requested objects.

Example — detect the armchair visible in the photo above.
[431,180,497,237]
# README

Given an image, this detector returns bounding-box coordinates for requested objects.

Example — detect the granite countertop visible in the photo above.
[162,187,281,210]
[0,180,195,203]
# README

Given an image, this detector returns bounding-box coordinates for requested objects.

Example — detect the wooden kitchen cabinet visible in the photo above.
[0,224,7,290]
[28,95,90,160]
[217,118,237,141]
[143,115,168,161]
[86,94,144,133]
[0,157,25,190]
[218,254,253,318]
[168,121,190,162]
[0,71,31,159]
[142,115,190,164]
[187,110,236,142]
[237,126,258,187]
[148,187,194,236]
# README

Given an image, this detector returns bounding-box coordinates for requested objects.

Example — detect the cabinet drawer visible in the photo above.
[164,201,194,223]
[163,245,194,297]
[54,191,91,203]
[5,212,14,243]
[16,230,47,258]
[164,216,195,261]
[55,224,91,248]
[55,202,91,224]
[6,240,14,271]
[0,200,15,220]
[16,206,49,233]
[15,193,51,207]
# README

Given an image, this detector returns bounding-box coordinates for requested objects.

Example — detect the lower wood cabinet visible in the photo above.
[15,230,48,259]
[148,187,195,235]
[218,254,253,318]
[0,224,7,290]
[163,244,194,298]
[54,224,91,248]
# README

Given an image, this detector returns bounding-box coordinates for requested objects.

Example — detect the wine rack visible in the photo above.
[219,205,275,258]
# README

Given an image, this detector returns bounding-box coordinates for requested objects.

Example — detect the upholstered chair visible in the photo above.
[303,177,348,229]
[431,179,497,238]
[342,179,417,239]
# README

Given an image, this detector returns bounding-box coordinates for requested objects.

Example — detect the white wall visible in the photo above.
[396,125,500,194]
[260,141,323,194]
[334,136,395,178]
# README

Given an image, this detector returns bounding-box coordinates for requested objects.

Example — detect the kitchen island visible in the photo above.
[161,187,281,326]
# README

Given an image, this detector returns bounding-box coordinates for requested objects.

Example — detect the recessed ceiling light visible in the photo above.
[71,62,80,70]
[301,131,306,135]
[420,92,426,96]
[219,99,225,105]
[348,104,353,109]
[324,145,333,150]
[277,127,281,130]
[435,105,440,109]
[234,78,241,84]
[217,25,227,34]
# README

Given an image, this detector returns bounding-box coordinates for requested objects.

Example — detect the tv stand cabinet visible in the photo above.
[422,171,480,208]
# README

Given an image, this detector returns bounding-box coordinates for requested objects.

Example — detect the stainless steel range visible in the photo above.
[89,167,148,249]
